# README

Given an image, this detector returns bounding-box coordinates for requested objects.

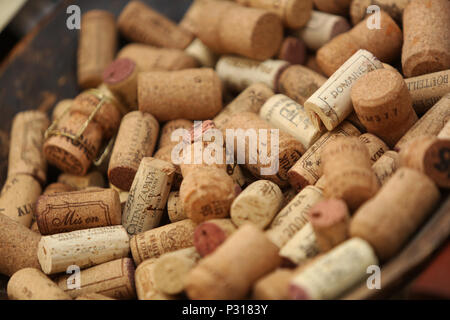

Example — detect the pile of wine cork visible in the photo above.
[0,0,449,301]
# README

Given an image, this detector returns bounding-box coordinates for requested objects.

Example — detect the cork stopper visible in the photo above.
[78,10,117,89]
[313,0,352,15]
[135,259,175,300]
[167,191,186,223]
[184,38,218,68]
[277,37,307,65]
[43,183,75,195]
[372,150,399,185]
[52,99,72,122]
[351,68,418,147]
[118,1,194,49]
[193,218,237,257]
[279,223,320,266]
[350,168,440,261]
[358,133,389,163]
[350,0,410,25]
[58,171,105,190]
[159,119,194,150]
[103,58,139,109]
[252,268,296,300]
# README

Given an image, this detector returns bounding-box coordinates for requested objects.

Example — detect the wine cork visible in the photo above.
[266,186,323,248]
[224,112,305,187]
[236,0,312,29]
[135,259,175,300]
[287,121,361,191]
[321,137,380,211]
[118,1,193,49]
[259,94,323,149]
[78,10,117,89]
[0,214,41,276]
[43,183,75,195]
[0,174,41,227]
[399,135,450,189]
[37,225,130,274]
[152,247,201,295]
[7,268,71,300]
[193,219,237,257]
[252,268,295,300]
[186,224,281,299]
[346,111,367,133]
[317,11,402,77]
[185,38,218,68]
[350,168,440,261]
[438,120,450,139]
[103,58,139,109]
[230,180,283,229]
[313,0,352,15]
[277,37,307,65]
[405,70,450,115]
[35,188,122,235]
[293,10,350,51]
[138,68,222,122]
[350,0,411,25]
[130,219,197,265]
[57,171,105,190]
[402,0,450,78]
[52,99,72,122]
[308,199,350,252]
[159,119,194,150]
[358,133,389,163]
[8,111,49,185]
[167,191,185,223]
[117,43,198,71]
[76,294,115,300]
[372,150,399,185]
[314,175,327,190]
[108,111,159,191]
[351,68,418,147]
[305,50,384,131]
[57,258,136,300]
[289,238,378,299]
[191,0,283,60]
[277,65,327,106]
[279,223,319,265]
[123,158,176,236]
[216,55,289,92]
[213,83,274,129]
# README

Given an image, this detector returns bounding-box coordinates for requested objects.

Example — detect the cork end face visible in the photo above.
[250,12,284,61]
[287,169,311,191]
[194,222,227,257]
[285,0,313,29]
[108,166,137,192]
[278,37,307,65]
[103,58,137,85]
[403,51,450,78]
[37,238,53,275]
[423,139,450,188]
[330,16,351,39]
[43,141,87,176]
[309,198,349,227]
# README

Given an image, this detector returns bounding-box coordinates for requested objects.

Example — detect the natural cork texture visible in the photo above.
[186,224,281,300]
[350,168,440,261]
[108,111,159,191]
[277,65,327,106]
[358,133,389,163]
[103,58,139,109]
[372,150,399,185]
[231,180,283,229]
[321,137,380,211]
[159,119,194,150]
[313,0,352,15]
[7,268,71,300]
[78,10,117,89]
[52,99,72,121]
[167,191,186,223]
[193,219,237,257]
[288,121,360,191]
[135,259,175,300]
[123,157,176,236]
[317,11,402,77]
[402,0,450,78]
[8,111,49,185]
[118,1,193,49]
[278,37,307,65]
[57,258,136,300]
[266,186,323,248]
[351,68,418,147]
[138,68,222,121]
[35,188,122,235]
[0,214,41,276]
[130,219,197,265]
[37,225,130,274]
[58,171,105,190]
[279,223,319,266]
[350,0,411,25]
[0,174,41,227]
[252,268,297,300]
[43,183,75,195]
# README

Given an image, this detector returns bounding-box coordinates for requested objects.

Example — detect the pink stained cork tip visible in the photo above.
[308,198,349,227]
[289,283,311,300]
[193,222,228,257]
[103,58,136,85]
[278,37,307,65]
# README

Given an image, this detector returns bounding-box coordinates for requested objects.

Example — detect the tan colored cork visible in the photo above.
[0,174,41,227]
[313,0,352,15]
[279,223,319,265]
[103,58,139,109]
[108,111,159,191]
[438,120,450,139]
[358,133,389,163]
[252,268,296,300]
[260,94,323,149]
[350,0,411,25]
[130,219,197,265]
[193,218,237,257]
[138,68,222,121]
[308,199,350,252]
[43,183,76,195]
[351,68,418,147]
[37,225,130,274]
[186,224,281,300]
[52,99,72,122]
[350,168,440,261]
[135,259,176,300]
[152,247,201,295]
[123,157,176,236]
[266,186,323,248]
[0,213,41,276]
[7,268,71,300]
[402,0,450,78]
[58,171,105,190]
[35,188,122,235]
[57,258,136,300]
[184,38,218,68]
[118,1,193,49]
[287,121,360,191]
[167,191,186,223]
[159,119,194,150]
[78,10,117,89]
[277,65,327,106]
[372,150,399,185]
[8,111,49,185]
[230,180,283,229]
